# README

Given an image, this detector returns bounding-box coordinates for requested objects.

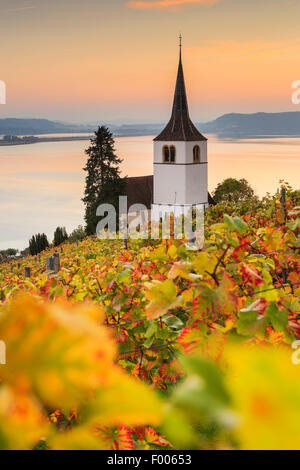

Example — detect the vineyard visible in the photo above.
[0,185,299,450]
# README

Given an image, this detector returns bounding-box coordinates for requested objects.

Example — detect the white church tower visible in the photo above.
[152,38,208,219]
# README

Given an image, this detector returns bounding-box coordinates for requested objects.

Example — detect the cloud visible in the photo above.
[7,5,37,12]
[126,0,221,11]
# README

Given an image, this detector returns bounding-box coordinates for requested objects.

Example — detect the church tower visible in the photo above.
[152,38,208,218]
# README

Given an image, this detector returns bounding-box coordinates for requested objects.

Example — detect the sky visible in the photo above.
[1,0,300,123]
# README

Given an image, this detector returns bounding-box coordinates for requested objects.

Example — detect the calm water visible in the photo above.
[0,134,299,250]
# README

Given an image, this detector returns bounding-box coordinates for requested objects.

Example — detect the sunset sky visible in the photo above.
[1,0,300,123]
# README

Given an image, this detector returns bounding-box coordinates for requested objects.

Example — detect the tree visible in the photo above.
[213,178,254,203]
[82,126,126,235]
[69,225,86,243]
[29,233,49,255]
[0,248,18,256]
[53,227,68,247]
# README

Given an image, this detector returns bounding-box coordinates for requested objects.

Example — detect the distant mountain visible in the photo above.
[112,112,300,138]
[0,118,93,135]
[1,112,300,139]
[198,112,300,138]
[112,123,165,136]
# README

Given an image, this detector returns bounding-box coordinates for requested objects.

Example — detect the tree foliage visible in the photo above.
[68,225,86,243]
[213,177,254,203]
[82,126,126,236]
[0,249,18,257]
[53,227,68,247]
[29,233,49,255]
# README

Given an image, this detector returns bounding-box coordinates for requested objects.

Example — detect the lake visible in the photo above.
[0,134,299,250]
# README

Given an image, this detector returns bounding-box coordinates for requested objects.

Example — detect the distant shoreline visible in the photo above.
[0,136,93,147]
[0,133,158,147]
[1,133,300,147]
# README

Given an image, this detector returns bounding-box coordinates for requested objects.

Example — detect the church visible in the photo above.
[125,40,214,216]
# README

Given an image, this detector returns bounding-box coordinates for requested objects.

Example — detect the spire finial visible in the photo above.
[179,33,182,61]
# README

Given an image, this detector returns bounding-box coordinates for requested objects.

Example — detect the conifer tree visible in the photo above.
[29,233,49,255]
[83,126,126,235]
[53,227,68,247]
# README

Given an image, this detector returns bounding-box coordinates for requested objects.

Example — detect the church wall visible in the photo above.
[153,140,208,206]
[185,141,207,164]
[185,163,208,205]
[154,163,187,205]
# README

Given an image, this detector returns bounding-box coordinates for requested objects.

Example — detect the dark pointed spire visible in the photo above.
[154,37,206,142]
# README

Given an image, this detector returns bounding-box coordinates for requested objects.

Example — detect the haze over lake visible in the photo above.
[0,134,299,250]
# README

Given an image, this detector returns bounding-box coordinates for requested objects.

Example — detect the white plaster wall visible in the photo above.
[185,141,207,164]
[185,163,208,204]
[154,163,186,204]
[153,140,208,205]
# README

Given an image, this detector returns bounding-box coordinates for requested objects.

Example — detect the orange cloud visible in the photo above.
[7,6,37,12]
[126,0,221,10]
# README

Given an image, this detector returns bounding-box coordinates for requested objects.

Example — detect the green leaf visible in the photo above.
[224,214,235,231]
[177,355,231,409]
[232,216,248,235]
[116,269,131,284]
[287,218,300,232]
[237,310,268,337]
[144,336,155,348]
[265,302,288,332]
[145,322,157,339]
[227,236,240,247]
[163,316,184,331]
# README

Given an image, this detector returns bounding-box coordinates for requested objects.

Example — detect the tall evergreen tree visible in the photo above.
[53,227,68,246]
[29,233,49,255]
[83,126,126,235]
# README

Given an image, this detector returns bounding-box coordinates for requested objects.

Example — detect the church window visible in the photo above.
[170,146,176,162]
[162,145,176,163]
[163,146,170,162]
[193,145,200,163]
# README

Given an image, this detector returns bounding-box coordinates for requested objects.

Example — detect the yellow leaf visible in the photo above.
[0,295,116,410]
[145,280,182,320]
[0,386,49,450]
[85,371,163,427]
[225,344,300,450]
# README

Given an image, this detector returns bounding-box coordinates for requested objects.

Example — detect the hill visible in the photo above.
[198,112,300,138]
[0,118,92,135]
[1,112,300,139]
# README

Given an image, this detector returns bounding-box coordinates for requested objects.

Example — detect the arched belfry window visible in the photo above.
[170,146,176,163]
[162,145,176,163]
[163,146,170,163]
[193,145,200,163]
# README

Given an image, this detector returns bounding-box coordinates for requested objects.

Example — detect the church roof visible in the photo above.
[125,175,153,210]
[154,45,207,142]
